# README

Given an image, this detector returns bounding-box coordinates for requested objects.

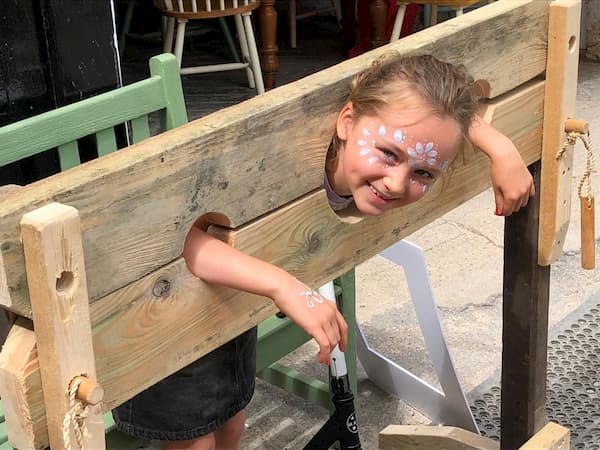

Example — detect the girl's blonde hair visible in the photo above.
[327,52,480,172]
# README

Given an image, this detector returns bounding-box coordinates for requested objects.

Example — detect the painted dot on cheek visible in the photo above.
[378,125,386,136]
[393,130,404,143]
[363,128,370,137]
[359,148,371,156]
[368,156,379,164]
[358,139,367,146]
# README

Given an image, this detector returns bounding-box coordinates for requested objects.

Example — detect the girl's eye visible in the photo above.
[380,149,397,160]
[414,169,434,179]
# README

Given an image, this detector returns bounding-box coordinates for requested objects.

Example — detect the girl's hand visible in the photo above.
[489,140,535,216]
[271,277,348,364]
[468,115,535,216]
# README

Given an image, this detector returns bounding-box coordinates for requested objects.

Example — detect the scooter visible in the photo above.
[303,282,362,450]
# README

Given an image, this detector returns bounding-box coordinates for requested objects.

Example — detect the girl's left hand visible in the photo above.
[489,142,535,216]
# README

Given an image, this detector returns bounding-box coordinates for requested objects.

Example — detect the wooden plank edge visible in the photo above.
[378,425,499,450]
[538,0,582,265]
[519,422,570,450]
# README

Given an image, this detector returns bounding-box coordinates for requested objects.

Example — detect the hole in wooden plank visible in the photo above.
[56,271,75,294]
[568,35,577,53]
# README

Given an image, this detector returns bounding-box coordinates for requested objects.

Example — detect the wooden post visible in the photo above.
[20,202,105,450]
[501,162,551,449]
[538,0,582,265]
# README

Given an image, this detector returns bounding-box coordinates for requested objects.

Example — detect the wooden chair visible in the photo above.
[391,0,484,41]
[153,0,265,94]
[289,0,341,48]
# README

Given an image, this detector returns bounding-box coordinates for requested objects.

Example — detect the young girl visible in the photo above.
[113,52,534,450]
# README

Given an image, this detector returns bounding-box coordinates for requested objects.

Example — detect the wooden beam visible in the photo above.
[20,203,104,449]
[519,422,570,450]
[538,0,582,265]
[0,84,545,449]
[378,425,499,450]
[0,319,47,449]
[0,0,551,317]
[501,162,551,449]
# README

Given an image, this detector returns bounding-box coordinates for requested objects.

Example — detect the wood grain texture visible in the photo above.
[20,203,104,450]
[0,83,545,449]
[538,0,582,265]
[0,0,551,317]
[0,320,47,450]
[519,422,570,450]
[379,425,499,450]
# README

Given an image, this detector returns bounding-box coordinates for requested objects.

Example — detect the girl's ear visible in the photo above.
[336,102,355,141]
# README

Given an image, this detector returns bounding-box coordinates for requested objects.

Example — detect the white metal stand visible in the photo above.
[356,240,478,433]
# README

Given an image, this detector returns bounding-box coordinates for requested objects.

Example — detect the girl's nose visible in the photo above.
[382,165,410,196]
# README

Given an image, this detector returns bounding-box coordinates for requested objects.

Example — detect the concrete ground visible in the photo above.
[241,60,600,449]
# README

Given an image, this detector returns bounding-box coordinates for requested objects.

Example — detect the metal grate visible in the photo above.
[469,293,600,449]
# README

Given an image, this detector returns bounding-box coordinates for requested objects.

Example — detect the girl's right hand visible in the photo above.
[271,276,348,364]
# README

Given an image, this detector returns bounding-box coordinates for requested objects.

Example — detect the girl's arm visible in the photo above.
[183,226,348,364]
[468,115,535,216]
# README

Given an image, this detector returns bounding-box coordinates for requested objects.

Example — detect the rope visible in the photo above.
[556,130,595,205]
[62,376,91,450]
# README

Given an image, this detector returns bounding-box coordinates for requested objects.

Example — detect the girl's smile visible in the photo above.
[330,97,461,216]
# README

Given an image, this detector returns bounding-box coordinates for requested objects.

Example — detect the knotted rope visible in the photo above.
[63,376,91,450]
[556,129,595,203]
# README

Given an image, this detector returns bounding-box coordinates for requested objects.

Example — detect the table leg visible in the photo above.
[341,0,357,51]
[369,0,388,48]
[258,0,278,90]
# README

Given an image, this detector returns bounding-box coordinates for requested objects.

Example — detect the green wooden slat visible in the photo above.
[58,141,81,170]
[96,127,118,157]
[150,53,188,130]
[130,115,150,143]
[257,363,330,408]
[0,55,183,168]
[257,316,311,373]
[0,420,7,446]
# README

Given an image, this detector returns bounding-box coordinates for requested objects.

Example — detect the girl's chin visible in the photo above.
[355,199,386,216]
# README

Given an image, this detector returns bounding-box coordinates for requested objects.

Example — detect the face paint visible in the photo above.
[408,142,439,166]
[296,280,324,309]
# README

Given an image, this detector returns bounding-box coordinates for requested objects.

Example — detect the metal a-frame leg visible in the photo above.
[356,240,478,433]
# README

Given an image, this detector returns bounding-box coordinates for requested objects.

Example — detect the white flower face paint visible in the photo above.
[296,280,324,309]
[393,130,404,143]
[408,142,438,166]
[357,123,407,170]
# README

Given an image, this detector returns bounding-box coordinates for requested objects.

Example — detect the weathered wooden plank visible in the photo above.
[519,422,570,450]
[0,319,47,450]
[0,83,545,448]
[538,0,582,265]
[378,424,499,450]
[0,0,550,317]
[20,203,104,450]
[501,162,551,449]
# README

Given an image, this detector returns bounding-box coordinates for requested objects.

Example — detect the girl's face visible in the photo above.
[330,97,461,216]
